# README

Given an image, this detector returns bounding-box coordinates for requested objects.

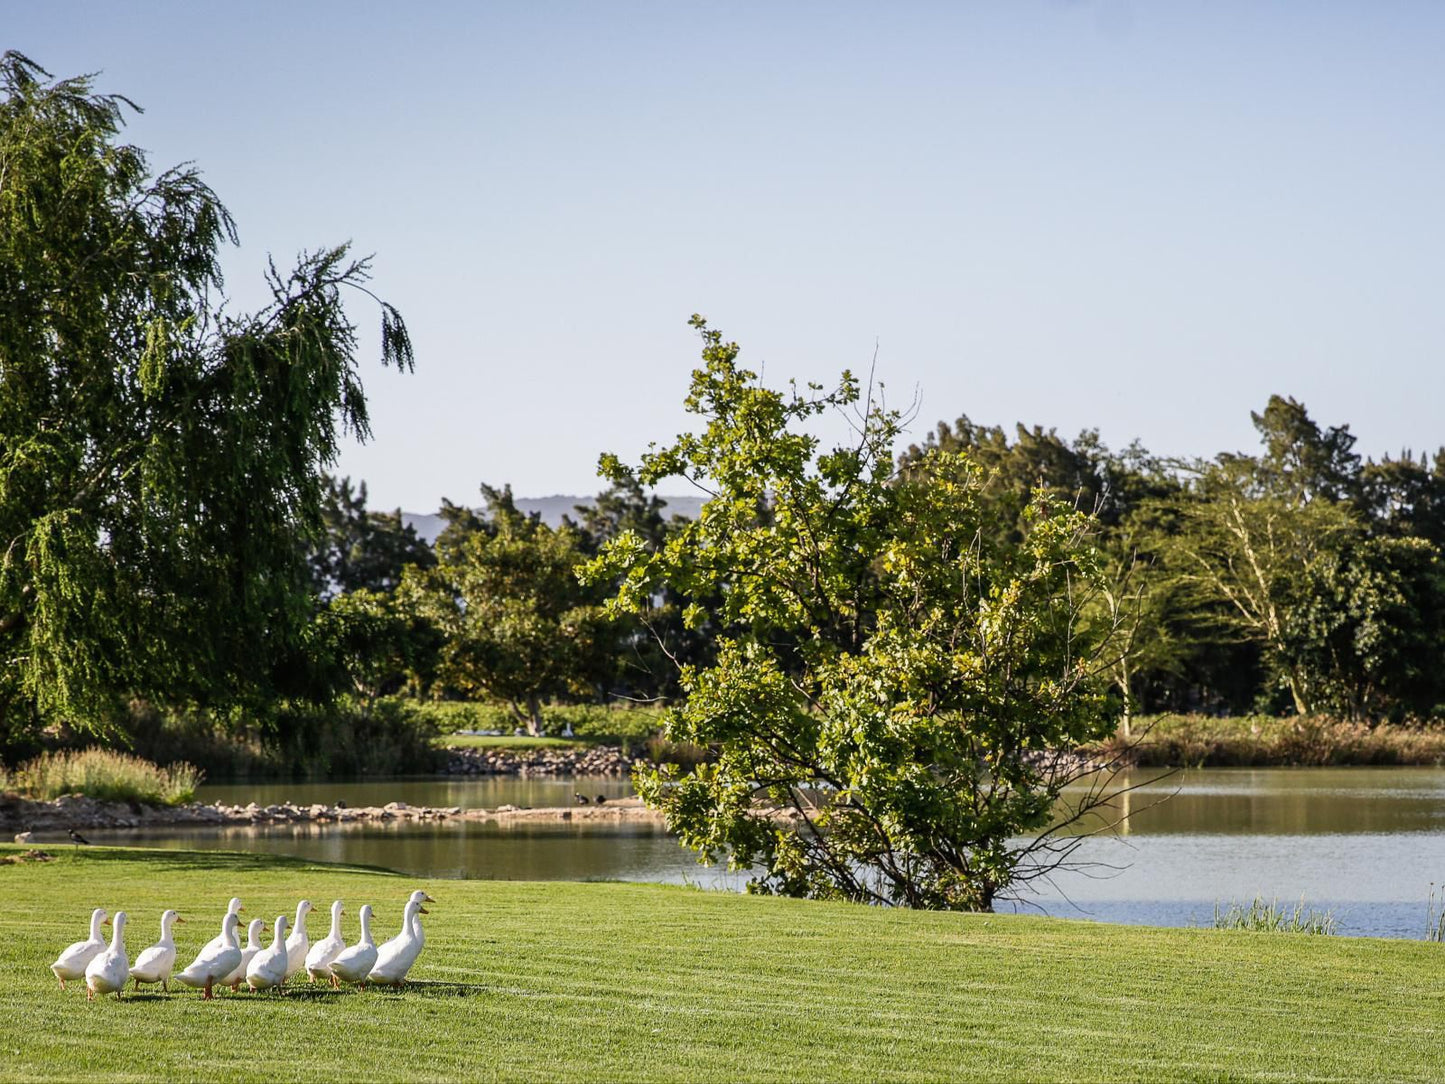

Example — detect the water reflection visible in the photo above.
[1065,767,1445,836]
[73,768,1445,939]
[194,776,637,812]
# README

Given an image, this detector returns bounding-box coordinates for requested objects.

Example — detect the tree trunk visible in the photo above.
[1287,670,1310,716]
[526,695,543,737]
[1117,659,1133,740]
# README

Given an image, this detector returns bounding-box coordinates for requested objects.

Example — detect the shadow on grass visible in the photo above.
[370,980,491,998]
[174,980,491,1002]
[33,847,408,878]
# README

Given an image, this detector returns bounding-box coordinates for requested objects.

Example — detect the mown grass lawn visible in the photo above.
[1,844,1442,1082]
[436,734,587,751]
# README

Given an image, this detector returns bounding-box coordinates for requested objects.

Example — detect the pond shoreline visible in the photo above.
[3,792,664,835]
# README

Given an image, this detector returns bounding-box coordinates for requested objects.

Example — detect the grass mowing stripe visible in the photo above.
[2,844,1443,1081]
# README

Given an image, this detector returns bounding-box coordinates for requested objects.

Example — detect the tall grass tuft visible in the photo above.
[1425,883,1445,942]
[1212,896,1338,935]
[2,748,202,806]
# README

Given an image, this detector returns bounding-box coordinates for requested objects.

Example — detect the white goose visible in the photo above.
[328,904,377,988]
[175,912,242,1000]
[129,909,184,992]
[84,911,129,1001]
[203,898,244,952]
[247,915,290,993]
[221,918,267,992]
[367,894,433,988]
[283,899,313,982]
[305,900,346,986]
[406,890,435,953]
[50,908,110,990]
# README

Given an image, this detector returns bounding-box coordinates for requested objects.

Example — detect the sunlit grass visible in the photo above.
[0,747,201,805]
[437,734,585,750]
[3,844,1445,1081]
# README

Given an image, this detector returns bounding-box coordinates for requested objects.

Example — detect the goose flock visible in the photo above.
[50,890,436,1001]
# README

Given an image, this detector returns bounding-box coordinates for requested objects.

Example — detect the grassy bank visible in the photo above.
[3,846,1445,1081]
[28,700,450,781]
[412,700,665,743]
[437,734,585,750]
[1090,714,1445,767]
[0,748,200,805]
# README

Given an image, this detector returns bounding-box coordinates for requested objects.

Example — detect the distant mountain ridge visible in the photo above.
[402,494,706,543]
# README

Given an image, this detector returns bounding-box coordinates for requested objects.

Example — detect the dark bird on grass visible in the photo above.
[68,828,91,846]
[574,794,590,805]
[595,795,607,806]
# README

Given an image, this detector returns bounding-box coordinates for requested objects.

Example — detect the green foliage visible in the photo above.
[1212,896,1338,936]
[1283,536,1445,720]
[585,317,1122,911]
[410,699,664,742]
[318,587,442,702]
[1156,457,1358,715]
[308,475,435,597]
[1,747,200,805]
[264,698,444,778]
[0,53,412,738]
[408,486,609,734]
[81,700,442,780]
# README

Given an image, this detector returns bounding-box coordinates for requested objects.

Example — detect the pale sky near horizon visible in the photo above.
[9,2,1444,512]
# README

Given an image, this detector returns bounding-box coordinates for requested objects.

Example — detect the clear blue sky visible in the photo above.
[11,2,1444,511]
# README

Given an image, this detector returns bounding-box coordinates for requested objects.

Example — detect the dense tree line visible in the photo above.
[312,392,1445,732]
[900,395,1445,723]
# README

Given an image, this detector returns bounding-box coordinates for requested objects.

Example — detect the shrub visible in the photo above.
[267,698,444,778]
[645,736,712,770]
[3,748,201,805]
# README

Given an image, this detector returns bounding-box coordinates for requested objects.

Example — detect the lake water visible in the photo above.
[77,767,1445,939]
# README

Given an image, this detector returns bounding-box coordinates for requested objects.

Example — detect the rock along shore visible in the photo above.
[2,792,664,835]
[441,744,640,777]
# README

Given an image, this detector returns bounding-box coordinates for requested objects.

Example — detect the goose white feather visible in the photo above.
[202,898,244,952]
[283,899,313,981]
[175,912,242,1000]
[328,904,377,987]
[368,898,428,987]
[407,890,434,952]
[305,900,346,985]
[50,908,109,990]
[84,911,129,1001]
[221,918,266,991]
[247,915,290,992]
[129,909,183,992]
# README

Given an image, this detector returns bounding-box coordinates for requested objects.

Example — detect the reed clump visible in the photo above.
[1212,896,1338,935]
[1091,714,1445,768]
[0,747,202,806]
